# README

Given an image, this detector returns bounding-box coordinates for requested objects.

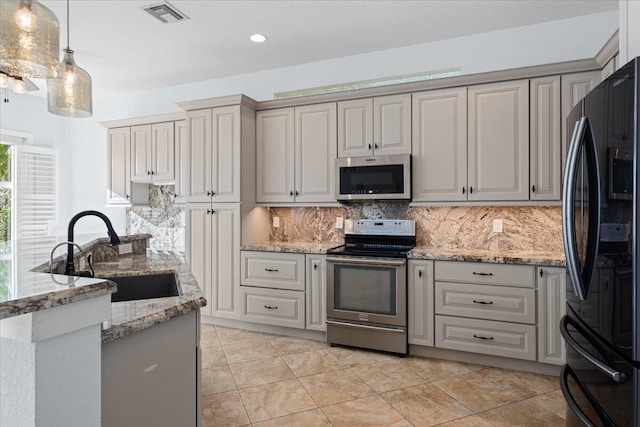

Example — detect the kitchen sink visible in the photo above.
[105,273,181,302]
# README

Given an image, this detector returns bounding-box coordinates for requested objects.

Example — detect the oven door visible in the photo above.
[326,256,406,327]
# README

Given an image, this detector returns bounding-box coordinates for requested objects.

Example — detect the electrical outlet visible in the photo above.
[118,243,133,255]
[272,216,280,228]
[335,217,344,229]
[493,219,503,233]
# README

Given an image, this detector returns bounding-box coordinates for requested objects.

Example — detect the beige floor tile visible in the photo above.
[240,379,317,423]
[230,357,294,389]
[202,365,237,395]
[202,346,228,369]
[322,395,411,426]
[527,389,567,419]
[201,390,250,427]
[381,383,473,426]
[435,415,494,426]
[201,329,221,349]
[282,349,345,377]
[299,368,375,406]
[352,361,425,392]
[477,367,559,397]
[223,338,278,364]
[328,346,397,367]
[478,400,565,426]
[402,356,475,381]
[433,371,527,412]
[216,326,266,346]
[201,323,217,332]
[252,408,331,426]
[268,335,329,355]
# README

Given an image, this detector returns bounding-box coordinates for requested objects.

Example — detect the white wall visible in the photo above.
[0,10,618,234]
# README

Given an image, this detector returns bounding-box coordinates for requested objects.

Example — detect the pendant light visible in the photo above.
[0,0,59,78]
[47,0,92,118]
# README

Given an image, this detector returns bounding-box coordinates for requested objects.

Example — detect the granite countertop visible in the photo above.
[241,241,342,254]
[93,250,206,343]
[408,246,566,267]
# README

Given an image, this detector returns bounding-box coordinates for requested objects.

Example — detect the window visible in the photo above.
[274,68,462,99]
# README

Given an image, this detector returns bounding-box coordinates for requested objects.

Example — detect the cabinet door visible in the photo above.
[187,109,212,203]
[173,120,188,204]
[151,122,175,182]
[374,94,411,156]
[537,267,566,365]
[187,205,212,317]
[131,124,152,182]
[211,106,240,202]
[337,98,373,158]
[107,127,131,205]
[306,255,326,331]
[560,71,601,168]
[530,76,561,200]
[295,103,337,203]
[408,260,434,347]
[256,108,295,203]
[210,204,240,319]
[412,88,467,202]
[468,80,529,201]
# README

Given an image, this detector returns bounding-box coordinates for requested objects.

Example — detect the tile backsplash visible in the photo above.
[269,203,563,252]
[127,185,185,252]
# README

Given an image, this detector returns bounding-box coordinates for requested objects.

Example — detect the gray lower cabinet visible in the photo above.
[408,260,434,346]
[537,267,567,365]
[102,310,199,427]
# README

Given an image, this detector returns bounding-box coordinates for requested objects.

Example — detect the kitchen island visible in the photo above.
[0,234,206,426]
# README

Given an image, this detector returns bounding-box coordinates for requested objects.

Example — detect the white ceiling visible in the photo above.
[35,0,617,97]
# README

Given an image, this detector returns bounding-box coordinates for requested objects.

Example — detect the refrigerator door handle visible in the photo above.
[560,315,626,383]
[562,118,587,300]
[560,364,616,427]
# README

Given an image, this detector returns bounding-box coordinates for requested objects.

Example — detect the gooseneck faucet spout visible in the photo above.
[66,210,121,276]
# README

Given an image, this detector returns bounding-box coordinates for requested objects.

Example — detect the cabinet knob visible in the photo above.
[469,186,473,194]
[290,190,294,197]
[313,263,318,270]
[540,269,543,278]
[151,171,154,175]
[295,190,299,196]
[147,170,151,175]
[368,144,372,150]
[126,194,130,199]
[206,191,211,196]
[374,144,379,149]
[462,187,465,194]
[206,209,211,214]
[532,185,536,193]
[174,193,178,198]
[211,191,215,195]
[418,270,422,278]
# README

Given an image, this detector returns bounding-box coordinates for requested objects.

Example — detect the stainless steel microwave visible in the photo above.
[335,154,411,201]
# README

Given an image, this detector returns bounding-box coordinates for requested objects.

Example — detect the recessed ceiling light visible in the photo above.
[250,34,267,43]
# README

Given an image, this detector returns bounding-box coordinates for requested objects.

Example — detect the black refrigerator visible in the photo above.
[560,57,640,426]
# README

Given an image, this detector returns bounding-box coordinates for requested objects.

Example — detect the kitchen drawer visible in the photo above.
[435,282,535,324]
[241,251,306,291]
[435,261,534,288]
[240,286,305,329]
[435,315,536,361]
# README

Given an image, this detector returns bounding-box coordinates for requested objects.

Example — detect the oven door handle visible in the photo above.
[560,364,616,427]
[326,320,405,333]
[326,256,406,267]
[560,315,625,383]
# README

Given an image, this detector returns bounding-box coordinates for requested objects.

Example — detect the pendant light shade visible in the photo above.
[47,48,92,117]
[0,0,59,78]
[47,0,92,118]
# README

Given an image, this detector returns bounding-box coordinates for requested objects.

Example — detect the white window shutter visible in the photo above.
[14,145,57,239]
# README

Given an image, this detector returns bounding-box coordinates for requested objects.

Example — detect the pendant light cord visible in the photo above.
[66,0,70,50]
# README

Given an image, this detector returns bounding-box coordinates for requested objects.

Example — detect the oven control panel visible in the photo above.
[345,219,415,236]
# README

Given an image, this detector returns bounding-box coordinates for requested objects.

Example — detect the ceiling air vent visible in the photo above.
[142,2,189,24]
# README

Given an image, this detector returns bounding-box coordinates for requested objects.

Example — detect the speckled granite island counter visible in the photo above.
[241,241,341,254]
[408,246,566,267]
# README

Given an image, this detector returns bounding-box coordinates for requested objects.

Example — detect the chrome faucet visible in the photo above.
[66,210,121,276]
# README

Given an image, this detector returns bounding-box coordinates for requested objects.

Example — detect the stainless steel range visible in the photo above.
[326,219,415,355]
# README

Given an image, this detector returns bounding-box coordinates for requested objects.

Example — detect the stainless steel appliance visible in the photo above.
[326,219,415,355]
[335,154,411,201]
[560,57,640,426]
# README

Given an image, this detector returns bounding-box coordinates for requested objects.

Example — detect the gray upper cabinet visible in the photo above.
[257,104,336,204]
[412,88,468,202]
[338,94,410,158]
[530,76,561,200]
[173,120,188,204]
[130,122,175,183]
[468,80,529,201]
[107,127,131,205]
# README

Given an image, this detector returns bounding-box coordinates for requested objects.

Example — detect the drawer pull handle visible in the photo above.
[472,299,493,305]
[264,305,278,310]
[472,272,493,276]
[473,334,494,341]
[264,268,279,272]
